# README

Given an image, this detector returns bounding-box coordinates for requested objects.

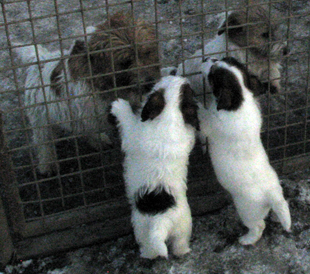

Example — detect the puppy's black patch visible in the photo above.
[208,65,243,111]
[141,89,165,122]
[180,83,200,131]
[135,186,176,215]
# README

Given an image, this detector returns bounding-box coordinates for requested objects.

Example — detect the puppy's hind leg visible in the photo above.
[132,211,169,259]
[140,228,169,259]
[239,220,266,246]
[234,195,268,245]
[171,230,191,257]
[171,206,192,257]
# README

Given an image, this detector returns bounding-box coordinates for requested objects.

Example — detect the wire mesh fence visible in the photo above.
[0,0,309,264]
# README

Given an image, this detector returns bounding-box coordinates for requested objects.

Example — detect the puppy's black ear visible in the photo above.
[180,83,200,131]
[141,90,165,122]
[248,75,266,96]
[210,68,243,111]
[218,13,243,36]
[216,88,234,111]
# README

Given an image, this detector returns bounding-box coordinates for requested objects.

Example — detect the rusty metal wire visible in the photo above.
[0,0,309,226]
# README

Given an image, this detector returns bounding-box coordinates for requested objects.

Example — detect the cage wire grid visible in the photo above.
[0,0,309,254]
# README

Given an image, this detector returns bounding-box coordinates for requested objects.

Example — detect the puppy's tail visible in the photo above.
[13,43,49,64]
[271,197,291,232]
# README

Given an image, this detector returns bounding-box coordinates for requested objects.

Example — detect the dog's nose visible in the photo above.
[283,46,290,56]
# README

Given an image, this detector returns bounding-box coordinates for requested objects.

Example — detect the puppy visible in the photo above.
[111,76,199,259]
[198,57,291,245]
[177,5,288,99]
[14,12,160,174]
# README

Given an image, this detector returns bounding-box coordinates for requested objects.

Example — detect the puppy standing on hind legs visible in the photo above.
[198,57,291,245]
[111,76,200,259]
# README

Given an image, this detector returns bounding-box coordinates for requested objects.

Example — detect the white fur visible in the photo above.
[14,44,113,174]
[111,76,196,259]
[199,59,291,245]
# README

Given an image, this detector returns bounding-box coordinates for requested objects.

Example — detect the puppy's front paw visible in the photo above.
[110,99,131,117]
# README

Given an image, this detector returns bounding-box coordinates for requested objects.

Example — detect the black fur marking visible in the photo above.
[208,66,244,111]
[180,83,200,131]
[135,186,176,215]
[141,89,165,122]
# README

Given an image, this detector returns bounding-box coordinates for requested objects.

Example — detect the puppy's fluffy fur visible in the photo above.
[199,57,291,245]
[14,12,160,174]
[111,76,199,259]
[177,5,288,98]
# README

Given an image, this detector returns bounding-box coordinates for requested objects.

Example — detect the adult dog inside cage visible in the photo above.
[0,0,309,270]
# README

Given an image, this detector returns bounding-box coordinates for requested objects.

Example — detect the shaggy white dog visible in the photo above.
[13,12,160,174]
[110,76,199,259]
[198,57,291,245]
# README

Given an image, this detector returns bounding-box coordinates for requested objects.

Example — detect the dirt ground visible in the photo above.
[1,0,310,273]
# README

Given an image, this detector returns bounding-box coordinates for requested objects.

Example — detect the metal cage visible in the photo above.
[0,0,309,266]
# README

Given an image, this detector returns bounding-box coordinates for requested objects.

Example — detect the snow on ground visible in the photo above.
[3,169,310,274]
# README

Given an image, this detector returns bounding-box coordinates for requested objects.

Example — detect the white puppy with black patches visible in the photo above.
[198,57,291,245]
[111,76,199,259]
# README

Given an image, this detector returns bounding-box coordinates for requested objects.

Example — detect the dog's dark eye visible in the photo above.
[262,32,270,39]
